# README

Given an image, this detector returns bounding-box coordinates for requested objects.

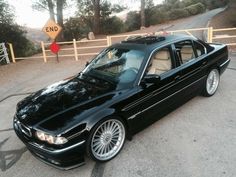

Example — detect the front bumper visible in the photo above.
[14,120,86,170]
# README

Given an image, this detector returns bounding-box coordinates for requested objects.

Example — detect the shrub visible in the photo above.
[63,17,91,41]
[145,7,169,26]
[185,2,206,15]
[101,16,125,34]
[0,23,37,57]
[125,11,141,31]
[168,9,190,20]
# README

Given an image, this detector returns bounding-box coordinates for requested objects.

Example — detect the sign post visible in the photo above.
[42,19,62,62]
[50,42,60,62]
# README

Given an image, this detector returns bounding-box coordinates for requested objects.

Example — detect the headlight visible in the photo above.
[35,131,68,145]
[36,131,46,141]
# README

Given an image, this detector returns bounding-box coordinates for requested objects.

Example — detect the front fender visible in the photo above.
[86,108,116,130]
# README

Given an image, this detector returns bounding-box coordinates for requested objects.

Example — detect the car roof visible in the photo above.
[111,34,198,52]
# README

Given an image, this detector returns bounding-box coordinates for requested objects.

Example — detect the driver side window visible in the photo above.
[147,47,172,75]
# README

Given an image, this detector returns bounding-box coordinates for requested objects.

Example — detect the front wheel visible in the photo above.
[202,68,220,97]
[87,118,126,162]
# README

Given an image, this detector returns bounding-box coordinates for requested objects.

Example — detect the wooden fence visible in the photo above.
[8,27,236,63]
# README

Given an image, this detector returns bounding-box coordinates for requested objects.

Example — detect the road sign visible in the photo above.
[50,42,60,54]
[42,19,62,40]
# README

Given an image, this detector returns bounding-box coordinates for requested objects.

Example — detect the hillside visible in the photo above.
[210,1,236,28]
[25,27,49,44]
[209,1,236,50]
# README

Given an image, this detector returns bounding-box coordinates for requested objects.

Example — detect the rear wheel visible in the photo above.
[202,68,220,97]
[87,118,126,162]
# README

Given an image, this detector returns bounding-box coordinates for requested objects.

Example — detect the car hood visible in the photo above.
[16,74,116,126]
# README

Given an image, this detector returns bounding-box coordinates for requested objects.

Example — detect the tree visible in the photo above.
[0,0,36,58]
[0,0,13,24]
[125,11,140,31]
[91,0,100,34]
[32,0,66,40]
[32,0,55,20]
[76,0,125,34]
[140,0,145,27]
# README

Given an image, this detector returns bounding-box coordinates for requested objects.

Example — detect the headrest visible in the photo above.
[153,50,170,60]
[181,46,193,54]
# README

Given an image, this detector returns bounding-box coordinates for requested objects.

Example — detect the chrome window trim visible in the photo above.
[194,40,207,57]
[220,59,230,67]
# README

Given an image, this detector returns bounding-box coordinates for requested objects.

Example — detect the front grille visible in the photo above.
[17,121,32,137]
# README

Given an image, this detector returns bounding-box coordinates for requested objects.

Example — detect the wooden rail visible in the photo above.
[7,27,236,63]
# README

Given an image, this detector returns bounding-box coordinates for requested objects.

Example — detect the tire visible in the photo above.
[86,117,126,162]
[202,68,220,97]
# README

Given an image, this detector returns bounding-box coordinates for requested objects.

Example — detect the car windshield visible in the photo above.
[82,47,145,89]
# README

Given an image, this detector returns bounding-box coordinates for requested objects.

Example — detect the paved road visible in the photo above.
[1,8,235,177]
[166,8,225,40]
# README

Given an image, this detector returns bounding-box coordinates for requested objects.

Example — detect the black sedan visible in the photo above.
[14,35,230,169]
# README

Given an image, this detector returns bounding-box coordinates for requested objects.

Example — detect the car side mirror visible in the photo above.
[143,74,160,84]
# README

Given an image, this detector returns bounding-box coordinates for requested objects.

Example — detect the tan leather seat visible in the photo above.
[148,49,171,75]
[180,46,195,63]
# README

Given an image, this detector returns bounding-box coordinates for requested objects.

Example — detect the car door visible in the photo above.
[173,39,208,97]
[125,45,186,133]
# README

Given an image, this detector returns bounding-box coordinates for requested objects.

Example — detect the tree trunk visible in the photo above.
[92,0,100,34]
[47,0,55,21]
[56,0,64,41]
[140,0,145,27]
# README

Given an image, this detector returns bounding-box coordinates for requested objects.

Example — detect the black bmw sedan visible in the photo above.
[14,35,230,169]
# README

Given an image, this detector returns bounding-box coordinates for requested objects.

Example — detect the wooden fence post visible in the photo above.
[208,27,213,43]
[73,39,78,61]
[41,41,47,63]
[8,43,16,63]
[107,36,111,46]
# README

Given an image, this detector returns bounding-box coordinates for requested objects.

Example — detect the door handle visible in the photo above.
[202,61,207,66]
[174,75,181,81]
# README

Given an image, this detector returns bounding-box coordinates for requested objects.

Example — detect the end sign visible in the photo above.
[42,19,62,40]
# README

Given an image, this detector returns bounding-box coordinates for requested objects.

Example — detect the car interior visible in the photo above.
[148,48,172,75]
[175,40,196,64]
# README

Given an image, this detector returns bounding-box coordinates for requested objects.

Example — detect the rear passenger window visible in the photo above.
[175,40,195,64]
[193,41,206,57]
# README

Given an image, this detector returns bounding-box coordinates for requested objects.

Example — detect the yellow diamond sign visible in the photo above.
[42,19,62,40]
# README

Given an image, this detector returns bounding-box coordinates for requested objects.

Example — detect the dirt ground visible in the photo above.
[0,58,87,101]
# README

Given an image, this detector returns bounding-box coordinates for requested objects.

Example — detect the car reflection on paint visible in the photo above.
[14,35,230,169]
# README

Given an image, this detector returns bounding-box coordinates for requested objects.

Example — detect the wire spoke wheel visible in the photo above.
[206,69,220,95]
[91,119,125,161]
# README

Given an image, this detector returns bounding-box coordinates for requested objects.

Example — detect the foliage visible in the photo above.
[0,0,13,23]
[76,0,126,34]
[125,11,141,32]
[168,9,190,20]
[32,0,67,20]
[125,0,223,31]
[185,3,206,15]
[63,17,91,40]
[0,0,36,58]
[205,0,229,10]
[101,16,125,34]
